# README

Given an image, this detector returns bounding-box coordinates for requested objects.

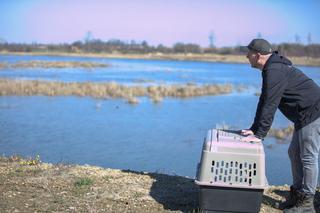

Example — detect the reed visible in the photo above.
[268,125,294,140]
[0,79,232,101]
[151,95,163,103]
[0,62,8,69]
[0,60,108,69]
[126,96,139,105]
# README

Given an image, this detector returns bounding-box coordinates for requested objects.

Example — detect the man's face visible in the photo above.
[246,50,259,69]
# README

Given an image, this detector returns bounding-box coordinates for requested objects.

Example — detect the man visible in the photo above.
[241,38,320,213]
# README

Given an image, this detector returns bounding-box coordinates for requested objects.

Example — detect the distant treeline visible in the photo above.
[1,39,320,57]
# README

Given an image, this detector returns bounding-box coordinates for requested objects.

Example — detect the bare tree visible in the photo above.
[84,31,94,43]
[294,34,301,44]
[1,38,320,57]
[307,33,312,45]
[256,32,262,38]
[208,31,215,48]
[0,37,6,44]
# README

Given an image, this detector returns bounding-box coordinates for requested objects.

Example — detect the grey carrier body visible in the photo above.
[195,129,267,213]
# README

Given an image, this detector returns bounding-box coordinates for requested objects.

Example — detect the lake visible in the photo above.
[1,54,320,185]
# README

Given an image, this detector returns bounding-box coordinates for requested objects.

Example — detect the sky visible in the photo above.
[0,0,320,47]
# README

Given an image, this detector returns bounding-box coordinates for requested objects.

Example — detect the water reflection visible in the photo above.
[1,55,320,185]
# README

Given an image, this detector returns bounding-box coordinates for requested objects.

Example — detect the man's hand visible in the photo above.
[241,129,254,136]
[240,135,262,143]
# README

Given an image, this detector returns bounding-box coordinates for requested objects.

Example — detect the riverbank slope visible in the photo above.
[2,156,320,212]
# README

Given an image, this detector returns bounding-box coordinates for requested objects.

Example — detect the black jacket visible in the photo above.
[250,52,320,139]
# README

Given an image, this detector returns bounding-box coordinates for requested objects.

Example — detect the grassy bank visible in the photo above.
[0,60,108,69]
[0,79,233,103]
[2,156,320,213]
[1,51,320,67]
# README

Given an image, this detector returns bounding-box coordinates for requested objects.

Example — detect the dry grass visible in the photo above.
[2,156,320,212]
[0,156,197,213]
[215,125,294,142]
[126,96,139,105]
[0,79,233,101]
[268,125,294,143]
[0,60,108,69]
[1,51,320,67]
[151,95,163,104]
[0,62,8,69]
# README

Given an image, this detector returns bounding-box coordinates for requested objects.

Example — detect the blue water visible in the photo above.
[1,55,320,185]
